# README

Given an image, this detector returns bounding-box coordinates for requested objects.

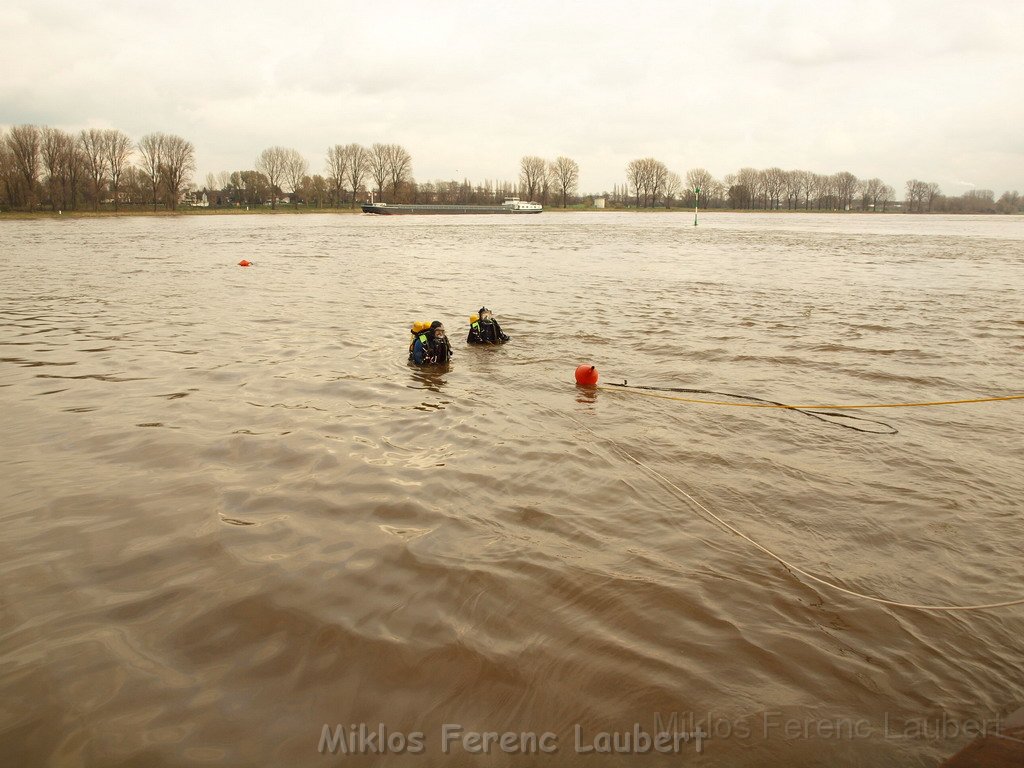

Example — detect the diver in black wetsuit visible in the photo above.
[410,320,453,365]
[467,307,510,344]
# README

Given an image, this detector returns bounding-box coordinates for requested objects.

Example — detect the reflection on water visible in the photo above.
[574,385,600,405]
[408,364,451,392]
[1,212,1023,767]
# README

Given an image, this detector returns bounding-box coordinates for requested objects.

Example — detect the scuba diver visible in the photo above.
[409,320,453,365]
[467,307,510,344]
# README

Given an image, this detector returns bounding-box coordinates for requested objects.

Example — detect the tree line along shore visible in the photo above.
[2,124,1021,215]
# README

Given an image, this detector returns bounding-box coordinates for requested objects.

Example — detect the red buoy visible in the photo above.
[574,364,599,386]
[238,260,251,267]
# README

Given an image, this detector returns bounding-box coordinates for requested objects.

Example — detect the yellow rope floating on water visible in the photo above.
[601,387,1024,410]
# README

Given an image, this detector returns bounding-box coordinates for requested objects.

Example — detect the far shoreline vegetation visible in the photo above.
[2,124,1022,216]
[4,207,1022,221]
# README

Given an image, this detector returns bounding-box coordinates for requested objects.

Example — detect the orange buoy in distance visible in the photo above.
[238,260,252,267]
[574,364,599,386]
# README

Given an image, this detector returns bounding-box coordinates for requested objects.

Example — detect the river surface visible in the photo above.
[1,212,1022,767]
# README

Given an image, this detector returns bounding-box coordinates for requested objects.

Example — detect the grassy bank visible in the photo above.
[0,207,364,220]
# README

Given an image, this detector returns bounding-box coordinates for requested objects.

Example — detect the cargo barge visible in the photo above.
[361,197,542,215]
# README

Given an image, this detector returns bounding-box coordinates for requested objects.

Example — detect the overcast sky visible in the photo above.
[3,0,1022,195]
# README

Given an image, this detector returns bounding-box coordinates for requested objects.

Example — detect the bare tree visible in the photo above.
[10,128,40,208]
[858,178,872,211]
[735,167,760,210]
[814,173,829,210]
[647,159,668,207]
[709,179,727,208]
[626,158,668,208]
[793,170,812,209]
[78,128,107,210]
[825,174,843,210]
[345,143,368,207]
[905,180,921,214]
[877,183,894,212]
[783,170,804,210]
[121,166,147,207]
[283,148,309,207]
[4,125,42,210]
[663,171,682,209]
[833,171,858,211]
[325,144,371,205]
[686,168,716,204]
[805,173,825,209]
[102,129,133,212]
[385,144,412,201]
[41,127,75,211]
[924,182,941,212]
[256,146,289,208]
[230,170,270,207]
[723,173,745,209]
[326,144,348,206]
[308,174,328,209]
[519,156,547,202]
[368,143,390,201]
[756,169,772,209]
[626,159,645,207]
[904,179,919,212]
[137,133,165,212]
[860,178,882,211]
[800,173,817,209]
[904,179,929,212]
[550,156,579,208]
[40,127,61,211]
[762,167,787,210]
[0,137,13,209]
[539,165,552,205]
[996,191,1022,214]
[950,189,993,213]
[160,135,195,210]
[66,141,85,211]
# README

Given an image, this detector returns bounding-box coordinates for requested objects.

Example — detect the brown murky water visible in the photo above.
[1,212,1022,766]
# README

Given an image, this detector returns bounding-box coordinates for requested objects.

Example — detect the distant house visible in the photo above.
[184,191,209,208]
[102,190,134,205]
[593,197,606,208]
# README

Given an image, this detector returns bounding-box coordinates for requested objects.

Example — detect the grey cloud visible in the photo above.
[3,0,1023,194]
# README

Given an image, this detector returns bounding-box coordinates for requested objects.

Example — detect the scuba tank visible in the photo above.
[409,320,430,360]
[467,314,482,344]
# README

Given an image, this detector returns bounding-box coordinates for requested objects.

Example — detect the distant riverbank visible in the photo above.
[0,207,363,220]
[1,206,1019,221]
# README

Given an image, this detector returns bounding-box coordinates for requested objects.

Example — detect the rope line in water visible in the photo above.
[606,384,900,435]
[560,410,1024,613]
[603,384,1024,410]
